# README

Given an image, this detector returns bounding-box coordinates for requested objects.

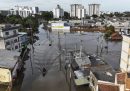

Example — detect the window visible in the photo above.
[15,46,18,49]
[6,41,10,46]
[5,32,9,35]
[7,48,11,50]
[13,30,17,35]
[14,39,17,43]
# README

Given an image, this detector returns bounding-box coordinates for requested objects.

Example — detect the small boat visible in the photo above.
[42,67,47,76]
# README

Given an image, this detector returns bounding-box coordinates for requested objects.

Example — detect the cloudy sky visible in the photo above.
[0,0,130,12]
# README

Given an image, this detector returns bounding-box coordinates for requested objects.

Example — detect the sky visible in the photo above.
[0,0,130,12]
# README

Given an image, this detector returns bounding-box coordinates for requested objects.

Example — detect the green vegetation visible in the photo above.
[92,14,98,18]
[6,15,23,24]
[104,25,115,38]
[102,12,130,18]
[0,14,6,23]
[40,11,53,21]
[0,14,39,32]
[63,11,70,19]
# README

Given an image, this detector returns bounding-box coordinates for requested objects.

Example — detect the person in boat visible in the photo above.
[42,67,47,76]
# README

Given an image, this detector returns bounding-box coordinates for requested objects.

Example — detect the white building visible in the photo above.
[77,6,86,19]
[0,24,21,51]
[88,4,100,16]
[120,35,130,72]
[70,4,82,18]
[10,6,39,17]
[53,5,64,18]
[51,22,70,33]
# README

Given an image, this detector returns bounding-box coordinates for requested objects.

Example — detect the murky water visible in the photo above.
[20,25,122,91]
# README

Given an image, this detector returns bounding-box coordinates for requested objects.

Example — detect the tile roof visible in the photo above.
[116,73,126,84]
[98,84,119,91]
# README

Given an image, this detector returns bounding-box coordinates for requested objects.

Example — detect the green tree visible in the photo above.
[123,12,130,17]
[114,12,124,17]
[24,16,39,32]
[41,11,53,21]
[92,14,98,18]
[6,15,23,24]
[100,14,105,19]
[63,11,70,19]
[0,14,6,23]
[85,16,90,19]
[104,25,115,38]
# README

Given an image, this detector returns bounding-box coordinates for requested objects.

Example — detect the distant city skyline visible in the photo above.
[1,0,130,12]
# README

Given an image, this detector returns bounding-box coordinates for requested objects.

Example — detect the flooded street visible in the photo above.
[20,25,122,91]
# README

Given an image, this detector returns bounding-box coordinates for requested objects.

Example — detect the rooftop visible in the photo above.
[89,54,107,66]
[98,83,119,91]
[0,49,20,69]
[73,52,116,83]
[0,24,20,32]
[91,65,116,82]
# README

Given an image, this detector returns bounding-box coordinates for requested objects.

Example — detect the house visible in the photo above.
[0,49,23,91]
[118,35,130,91]
[18,32,28,50]
[72,52,120,91]
[0,24,21,51]
[89,65,118,91]
[115,72,130,91]
[51,22,70,33]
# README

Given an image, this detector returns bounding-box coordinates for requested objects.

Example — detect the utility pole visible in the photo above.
[46,31,49,39]
[58,32,62,71]
[69,51,73,91]
[96,36,99,56]
[64,33,67,53]
[29,20,34,75]
[106,40,109,53]
[100,35,104,56]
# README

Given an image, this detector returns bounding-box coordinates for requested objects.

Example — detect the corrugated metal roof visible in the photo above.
[0,50,20,69]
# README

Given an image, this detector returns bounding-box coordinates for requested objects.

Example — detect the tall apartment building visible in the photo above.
[88,4,100,16]
[53,5,64,18]
[10,6,39,17]
[70,4,86,19]
[0,24,21,51]
[120,35,130,72]
[70,4,81,18]
[77,6,86,19]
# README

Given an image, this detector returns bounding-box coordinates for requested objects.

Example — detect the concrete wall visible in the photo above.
[5,36,21,51]
[120,35,130,72]
[89,71,98,91]
[2,29,18,38]
[0,39,5,49]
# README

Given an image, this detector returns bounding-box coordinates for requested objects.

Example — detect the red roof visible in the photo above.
[111,32,122,40]
[98,84,119,91]
[117,73,126,84]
